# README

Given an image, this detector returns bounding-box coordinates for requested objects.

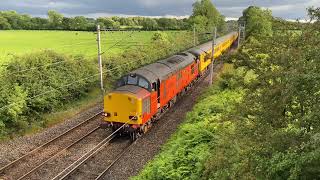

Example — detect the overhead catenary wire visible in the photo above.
[0,30,138,78]
[100,31,135,56]
[53,40,96,48]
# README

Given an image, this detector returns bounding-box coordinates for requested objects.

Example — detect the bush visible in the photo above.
[0,50,97,136]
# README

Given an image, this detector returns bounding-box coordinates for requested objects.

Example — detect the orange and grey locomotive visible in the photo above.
[101,32,238,140]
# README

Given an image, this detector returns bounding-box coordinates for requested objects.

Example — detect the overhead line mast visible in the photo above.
[209,27,217,85]
[97,25,104,94]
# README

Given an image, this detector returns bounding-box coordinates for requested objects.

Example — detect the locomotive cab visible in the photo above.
[102,74,152,133]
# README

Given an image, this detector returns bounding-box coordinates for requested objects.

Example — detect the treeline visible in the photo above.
[0,0,227,32]
[272,17,307,30]
[0,10,189,31]
[135,6,320,180]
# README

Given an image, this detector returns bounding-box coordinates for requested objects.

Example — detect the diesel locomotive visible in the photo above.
[101,32,239,140]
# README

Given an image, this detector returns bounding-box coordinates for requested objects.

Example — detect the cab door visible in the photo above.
[150,81,160,115]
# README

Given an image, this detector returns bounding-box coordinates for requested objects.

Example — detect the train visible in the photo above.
[101,32,239,140]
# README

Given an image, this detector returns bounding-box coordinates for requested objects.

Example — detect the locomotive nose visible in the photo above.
[103,92,143,125]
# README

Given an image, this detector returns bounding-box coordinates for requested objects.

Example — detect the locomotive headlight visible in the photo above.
[103,112,111,117]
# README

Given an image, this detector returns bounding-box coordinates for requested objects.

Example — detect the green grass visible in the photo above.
[0,30,183,65]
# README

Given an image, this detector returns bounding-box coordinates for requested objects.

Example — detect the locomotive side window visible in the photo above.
[128,75,138,85]
[152,82,157,91]
[138,78,149,89]
[117,76,127,87]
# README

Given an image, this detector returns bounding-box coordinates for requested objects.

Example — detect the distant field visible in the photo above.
[0,30,182,64]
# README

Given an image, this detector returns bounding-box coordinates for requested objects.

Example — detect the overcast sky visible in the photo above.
[0,0,319,20]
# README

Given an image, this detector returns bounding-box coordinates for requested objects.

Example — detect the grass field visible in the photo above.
[0,30,183,64]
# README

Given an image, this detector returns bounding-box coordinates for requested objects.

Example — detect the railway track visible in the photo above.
[51,123,130,180]
[94,139,137,180]
[0,111,103,180]
[55,138,134,180]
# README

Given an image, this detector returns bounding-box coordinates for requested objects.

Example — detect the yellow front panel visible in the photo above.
[104,92,143,125]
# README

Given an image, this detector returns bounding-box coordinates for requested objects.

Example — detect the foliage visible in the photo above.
[240,6,273,38]
[308,7,320,21]
[203,7,320,180]
[141,18,159,30]
[0,15,11,29]
[48,10,63,29]
[189,0,226,34]
[0,51,96,137]
[135,6,320,180]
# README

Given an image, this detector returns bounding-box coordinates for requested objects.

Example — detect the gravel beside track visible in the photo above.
[101,63,224,180]
[21,128,110,180]
[65,137,132,180]
[0,104,102,178]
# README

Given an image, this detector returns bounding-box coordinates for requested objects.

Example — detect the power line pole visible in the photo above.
[209,27,217,85]
[97,25,104,94]
[238,25,241,48]
[238,21,246,48]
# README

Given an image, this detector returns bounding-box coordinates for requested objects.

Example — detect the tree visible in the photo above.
[0,11,23,29]
[157,18,179,30]
[70,16,88,30]
[241,6,273,37]
[30,17,49,30]
[0,15,11,29]
[308,7,320,21]
[48,10,63,29]
[142,18,158,30]
[189,0,225,32]
[96,17,120,29]
[61,17,72,30]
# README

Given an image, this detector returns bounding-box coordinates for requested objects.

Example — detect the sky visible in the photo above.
[0,0,319,20]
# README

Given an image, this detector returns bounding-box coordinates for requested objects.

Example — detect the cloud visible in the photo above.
[0,0,317,20]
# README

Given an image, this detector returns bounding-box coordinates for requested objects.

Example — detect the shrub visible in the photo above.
[0,50,97,135]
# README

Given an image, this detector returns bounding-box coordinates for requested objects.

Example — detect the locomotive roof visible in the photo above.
[131,62,172,83]
[188,31,237,56]
[158,52,195,73]
[131,52,195,83]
